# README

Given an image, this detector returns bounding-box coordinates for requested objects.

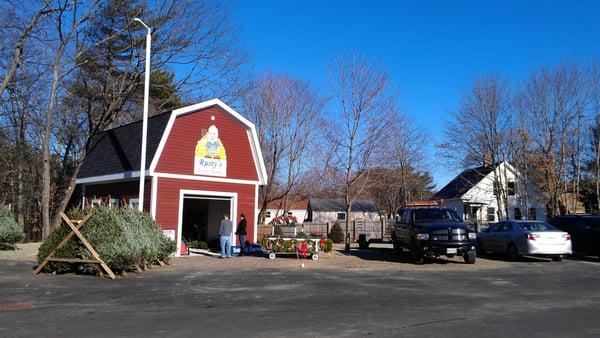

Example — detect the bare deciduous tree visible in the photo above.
[326,54,401,248]
[439,75,513,220]
[516,62,587,216]
[243,73,326,224]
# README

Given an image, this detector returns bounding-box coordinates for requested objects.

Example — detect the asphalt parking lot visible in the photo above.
[1,247,600,338]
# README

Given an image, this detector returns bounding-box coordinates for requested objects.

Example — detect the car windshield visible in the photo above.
[413,209,460,223]
[518,222,557,232]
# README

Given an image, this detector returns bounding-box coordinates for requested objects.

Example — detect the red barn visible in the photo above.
[75,99,267,255]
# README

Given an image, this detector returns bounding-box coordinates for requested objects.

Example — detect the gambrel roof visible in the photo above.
[77,99,268,185]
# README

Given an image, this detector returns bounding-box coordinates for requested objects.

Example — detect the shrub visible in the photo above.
[37,207,176,275]
[296,231,308,239]
[0,205,24,249]
[189,240,208,249]
[66,207,84,220]
[328,222,344,243]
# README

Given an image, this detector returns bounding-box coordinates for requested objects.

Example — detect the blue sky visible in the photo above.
[230,0,600,189]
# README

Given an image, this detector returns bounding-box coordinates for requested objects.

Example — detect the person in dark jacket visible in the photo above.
[235,213,247,256]
[219,214,233,258]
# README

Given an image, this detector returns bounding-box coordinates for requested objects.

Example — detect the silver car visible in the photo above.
[477,220,572,261]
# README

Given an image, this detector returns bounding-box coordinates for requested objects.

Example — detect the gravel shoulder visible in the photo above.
[0,242,41,261]
[1,242,510,272]
[163,244,510,272]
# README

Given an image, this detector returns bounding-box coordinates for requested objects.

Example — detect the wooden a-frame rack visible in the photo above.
[33,212,116,280]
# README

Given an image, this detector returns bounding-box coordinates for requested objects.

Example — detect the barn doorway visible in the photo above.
[182,195,232,251]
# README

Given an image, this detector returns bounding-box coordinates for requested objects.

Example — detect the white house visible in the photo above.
[305,198,381,224]
[263,197,308,225]
[433,161,546,227]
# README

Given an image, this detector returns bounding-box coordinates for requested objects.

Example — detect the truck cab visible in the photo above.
[391,207,477,264]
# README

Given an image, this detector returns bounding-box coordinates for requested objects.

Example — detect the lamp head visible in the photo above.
[133,18,151,32]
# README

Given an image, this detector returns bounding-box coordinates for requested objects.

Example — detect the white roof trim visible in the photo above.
[148,98,268,185]
[76,170,149,184]
[154,172,260,185]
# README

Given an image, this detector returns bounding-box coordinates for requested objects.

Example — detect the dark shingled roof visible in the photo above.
[432,165,495,199]
[78,112,171,179]
[308,198,378,212]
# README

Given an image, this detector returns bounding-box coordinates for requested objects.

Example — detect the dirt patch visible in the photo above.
[1,242,510,272]
[162,246,510,272]
[0,243,41,262]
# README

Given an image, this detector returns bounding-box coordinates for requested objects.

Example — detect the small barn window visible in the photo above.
[129,198,139,209]
[265,211,271,218]
[337,212,346,221]
[91,199,102,208]
[287,211,293,216]
[109,198,119,208]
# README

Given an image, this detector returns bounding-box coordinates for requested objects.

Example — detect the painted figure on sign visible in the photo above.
[195,125,227,160]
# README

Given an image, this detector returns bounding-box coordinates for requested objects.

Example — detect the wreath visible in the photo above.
[272,238,284,252]
[261,237,271,250]
[283,240,294,252]
[319,239,328,251]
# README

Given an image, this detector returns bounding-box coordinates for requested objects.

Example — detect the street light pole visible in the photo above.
[134,18,151,212]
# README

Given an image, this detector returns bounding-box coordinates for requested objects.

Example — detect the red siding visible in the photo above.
[155,177,256,245]
[155,106,259,181]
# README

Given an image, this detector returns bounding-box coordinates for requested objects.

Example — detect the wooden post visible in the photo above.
[326,222,330,235]
[353,219,356,242]
[33,212,116,280]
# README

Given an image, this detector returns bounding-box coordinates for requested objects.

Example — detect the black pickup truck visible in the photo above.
[391,208,477,264]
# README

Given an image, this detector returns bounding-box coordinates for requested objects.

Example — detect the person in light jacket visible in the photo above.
[219,214,233,258]
[235,213,247,256]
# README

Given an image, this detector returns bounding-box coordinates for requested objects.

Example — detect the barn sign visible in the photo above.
[194,125,227,177]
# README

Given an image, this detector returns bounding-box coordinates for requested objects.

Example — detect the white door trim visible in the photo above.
[177,189,238,257]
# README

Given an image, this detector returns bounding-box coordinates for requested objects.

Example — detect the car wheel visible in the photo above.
[464,250,476,264]
[551,255,564,262]
[507,244,519,261]
[411,241,424,265]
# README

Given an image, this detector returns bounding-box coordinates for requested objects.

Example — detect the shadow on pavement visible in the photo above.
[338,247,469,265]
[565,255,600,263]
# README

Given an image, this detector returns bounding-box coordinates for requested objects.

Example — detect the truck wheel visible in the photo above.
[551,255,564,262]
[392,234,401,254]
[507,244,519,261]
[411,241,424,265]
[268,252,276,260]
[464,250,476,264]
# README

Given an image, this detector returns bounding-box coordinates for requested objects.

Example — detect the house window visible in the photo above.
[129,198,139,209]
[337,212,346,221]
[507,182,516,196]
[265,211,271,218]
[528,208,537,220]
[487,207,495,222]
[514,207,522,220]
[91,199,102,208]
[109,198,119,208]
[287,211,293,216]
